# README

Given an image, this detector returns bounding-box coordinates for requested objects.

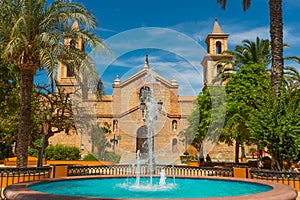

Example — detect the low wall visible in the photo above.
[4,157,45,166]
[3,157,114,167]
[46,160,114,166]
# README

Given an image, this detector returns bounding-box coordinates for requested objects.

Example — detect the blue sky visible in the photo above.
[36,0,300,95]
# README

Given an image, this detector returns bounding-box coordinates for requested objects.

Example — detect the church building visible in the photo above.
[50,19,235,164]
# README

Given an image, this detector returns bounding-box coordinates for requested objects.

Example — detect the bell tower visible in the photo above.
[201,19,232,85]
[56,21,84,94]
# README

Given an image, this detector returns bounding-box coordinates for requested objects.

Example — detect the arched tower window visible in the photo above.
[70,39,76,50]
[172,120,177,131]
[216,41,222,54]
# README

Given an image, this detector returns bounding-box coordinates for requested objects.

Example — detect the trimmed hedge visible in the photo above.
[44,144,80,160]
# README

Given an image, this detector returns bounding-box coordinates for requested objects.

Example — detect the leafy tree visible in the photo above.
[180,86,226,157]
[30,85,77,165]
[216,0,284,95]
[0,59,20,156]
[179,89,211,151]
[248,85,300,170]
[90,122,114,160]
[0,0,108,167]
[224,63,270,163]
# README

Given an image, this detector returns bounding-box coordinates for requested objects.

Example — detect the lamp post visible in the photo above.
[80,144,85,151]
[38,122,48,167]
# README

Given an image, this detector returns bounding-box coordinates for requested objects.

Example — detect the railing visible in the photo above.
[0,166,51,199]
[67,164,233,177]
[250,169,300,191]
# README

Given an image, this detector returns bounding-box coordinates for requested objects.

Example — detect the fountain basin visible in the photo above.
[4,175,298,200]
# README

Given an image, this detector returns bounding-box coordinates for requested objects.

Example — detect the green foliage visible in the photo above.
[248,86,300,169]
[180,86,226,151]
[28,147,39,157]
[90,123,111,155]
[83,153,98,161]
[0,143,10,159]
[99,151,121,163]
[223,63,270,143]
[0,0,109,167]
[0,60,20,146]
[83,151,121,163]
[223,63,270,162]
[180,155,195,164]
[44,145,81,160]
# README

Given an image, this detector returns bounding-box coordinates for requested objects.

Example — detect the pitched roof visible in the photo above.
[212,19,223,34]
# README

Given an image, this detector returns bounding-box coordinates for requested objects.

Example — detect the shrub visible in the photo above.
[101,151,121,163]
[83,153,98,161]
[0,143,10,159]
[44,144,80,160]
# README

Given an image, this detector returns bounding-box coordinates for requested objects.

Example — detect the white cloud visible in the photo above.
[228,26,269,45]
[95,27,116,33]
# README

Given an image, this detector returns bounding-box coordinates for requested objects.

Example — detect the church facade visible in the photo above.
[50,20,237,164]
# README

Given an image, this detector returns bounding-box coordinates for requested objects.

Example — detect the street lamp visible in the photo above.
[80,144,85,151]
[157,100,163,111]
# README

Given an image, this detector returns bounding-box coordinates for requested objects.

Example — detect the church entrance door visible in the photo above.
[136,125,153,160]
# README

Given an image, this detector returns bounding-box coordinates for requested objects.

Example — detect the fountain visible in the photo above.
[135,150,141,185]
[159,169,166,186]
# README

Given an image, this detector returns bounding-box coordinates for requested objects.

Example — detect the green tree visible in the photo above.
[248,86,300,170]
[215,37,271,83]
[217,0,284,94]
[0,59,20,157]
[0,0,108,167]
[222,37,271,68]
[224,64,270,163]
[90,122,111,159]
[180,86,226,157]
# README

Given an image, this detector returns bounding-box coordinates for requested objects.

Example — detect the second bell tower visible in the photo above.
[201,19,232,85]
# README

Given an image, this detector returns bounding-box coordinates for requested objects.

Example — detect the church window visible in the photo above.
[139,86,151,103]
[216,41,222,54]
[172,120,177,131]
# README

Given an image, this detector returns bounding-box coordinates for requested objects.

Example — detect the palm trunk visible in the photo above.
[269,0,284,95]
[17,68,35,168]
[235,141,240,164]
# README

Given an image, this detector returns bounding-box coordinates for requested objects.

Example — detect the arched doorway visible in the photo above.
[136,125,154,159]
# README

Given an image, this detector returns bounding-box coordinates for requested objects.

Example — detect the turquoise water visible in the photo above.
[29,177,272,198]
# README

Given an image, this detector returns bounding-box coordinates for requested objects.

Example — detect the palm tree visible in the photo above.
[0,0,108,167]
[217,0,284,95]
[214,37,271,83]
[222,37,271,68]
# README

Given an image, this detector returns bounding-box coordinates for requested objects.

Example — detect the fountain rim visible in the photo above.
[4,175,298,200]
